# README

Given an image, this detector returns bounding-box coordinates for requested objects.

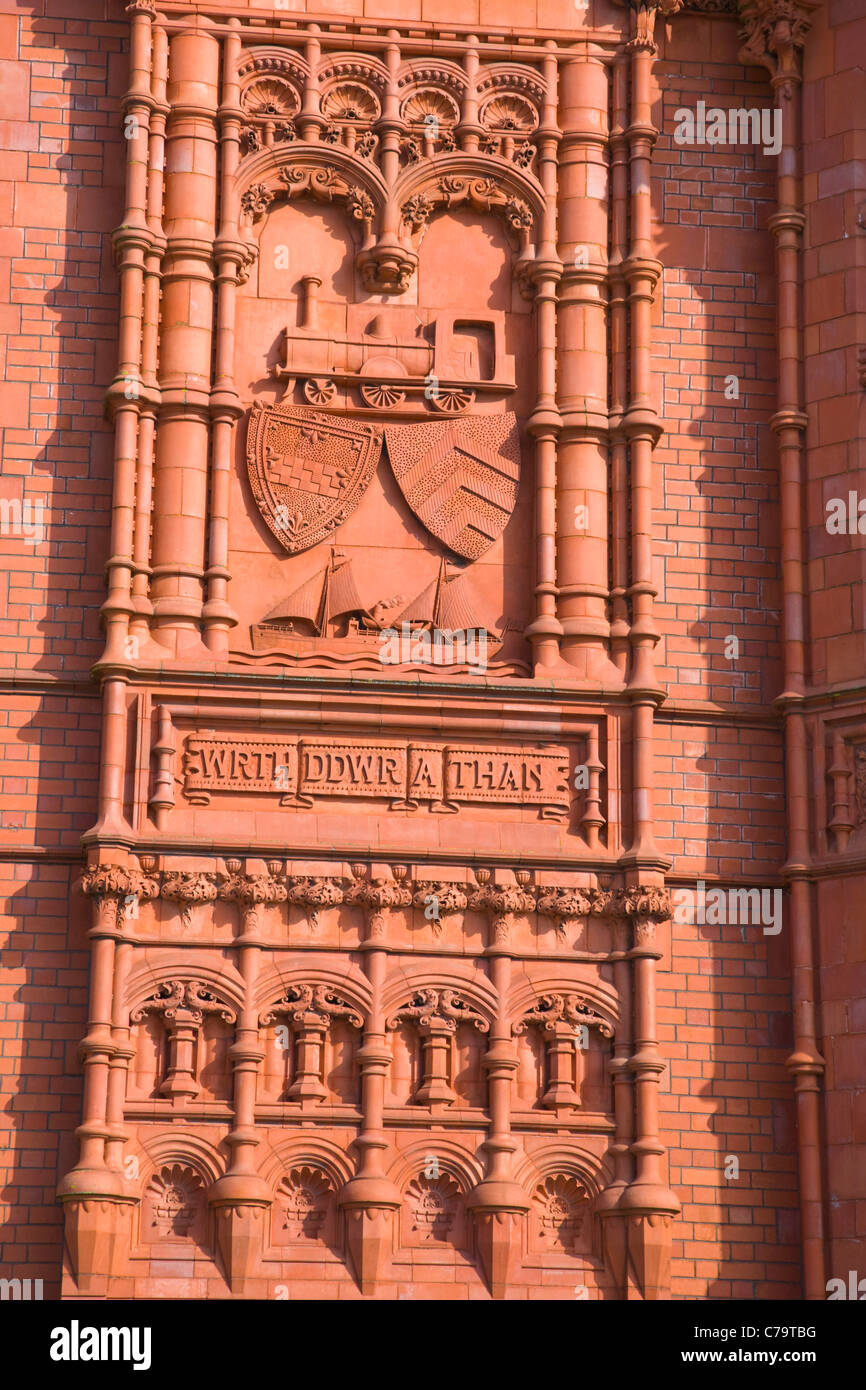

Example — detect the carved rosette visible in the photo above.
[287,875,345,934]
[411,881,468,938]
[160,871,218,930]
[535,886,593,941]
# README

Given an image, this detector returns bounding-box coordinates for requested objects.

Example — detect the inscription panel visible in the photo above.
[180,734,571,820]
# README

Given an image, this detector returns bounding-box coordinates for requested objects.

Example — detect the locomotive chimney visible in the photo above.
[299,275,322,329]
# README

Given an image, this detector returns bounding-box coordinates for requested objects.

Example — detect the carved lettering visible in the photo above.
[181,734,572,818]
[443,747,569,811]
[184,735,297,797]
[299,741,407,797]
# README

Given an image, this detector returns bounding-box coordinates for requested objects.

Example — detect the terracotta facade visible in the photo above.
[0,0,863,1301]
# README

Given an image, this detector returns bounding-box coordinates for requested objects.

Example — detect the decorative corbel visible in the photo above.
[261,984,363,1104]
[469,868,536,947]
[131,979,236,1101]
[386,988,488,1108]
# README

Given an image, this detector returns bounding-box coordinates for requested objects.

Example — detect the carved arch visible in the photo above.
[125,957,245,1021]
[396,59,467,101]
[393,154,543,251]
[235,143,388,232]
[254,959,372,1020]
[513,1142,611,1202]
[387,1139,483,1194]
[259,1135,355,1192]
[475,62,547,108]
[316,52,390,97]
[237,46,309,92]
[507,972,619,1036]
[381,966,497,1026]
[135,1130,226,1189]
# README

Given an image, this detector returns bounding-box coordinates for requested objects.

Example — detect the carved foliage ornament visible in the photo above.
[321,81,380,124]
[131,979,236,1026]
[855,745,866,826]
[513,992,614,1039]
[738,0,818,89]
[246,402,382,556]
[261,984,364,1030]
[279,1166,333,1240]
[386,988,489,1035]
[147,1165,204,1239]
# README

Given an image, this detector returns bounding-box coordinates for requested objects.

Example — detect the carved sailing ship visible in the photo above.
[251,549,397,651]
[251,552,502,658]
[392,557,502,649]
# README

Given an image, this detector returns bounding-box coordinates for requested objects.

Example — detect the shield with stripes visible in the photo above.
[383,412,521,561]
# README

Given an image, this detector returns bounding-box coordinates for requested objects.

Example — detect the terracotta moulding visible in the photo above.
[738,0,826,1300]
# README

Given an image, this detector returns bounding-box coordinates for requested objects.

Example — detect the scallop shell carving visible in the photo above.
[241,75,300,120]
[480,93,538,133]
[401,88,460,129]
[321,81,380,124]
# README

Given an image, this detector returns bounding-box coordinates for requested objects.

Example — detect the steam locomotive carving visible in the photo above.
[272,275,516,416]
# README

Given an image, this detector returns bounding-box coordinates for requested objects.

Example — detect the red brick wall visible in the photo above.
[0,0,123,1298]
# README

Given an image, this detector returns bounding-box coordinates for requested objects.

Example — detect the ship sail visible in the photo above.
[395,558,492,636]
[435,570,480,633]
[259,551,368,636]
[261,568,325,629]
[326,557,367,622]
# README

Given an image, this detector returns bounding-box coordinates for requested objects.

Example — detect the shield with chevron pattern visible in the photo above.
[383,412,521,561]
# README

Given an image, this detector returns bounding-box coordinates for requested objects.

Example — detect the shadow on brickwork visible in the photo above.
[0,1,128,1300]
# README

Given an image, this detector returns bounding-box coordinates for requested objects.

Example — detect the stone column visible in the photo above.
[209,866,283,1293]
[58,864,156,1291]
[555,50,615,680]
[624,15,666,862]
[619,887,679,1300]
[204,19,244,655]
[101,0,156,664]
[525,44,564,671]
[149,18,220,655]
[130,20,167,651]
[339,867,405,1295]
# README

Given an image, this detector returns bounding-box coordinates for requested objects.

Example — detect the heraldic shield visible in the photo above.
[384,412,520,561]
[246,401,383,555]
